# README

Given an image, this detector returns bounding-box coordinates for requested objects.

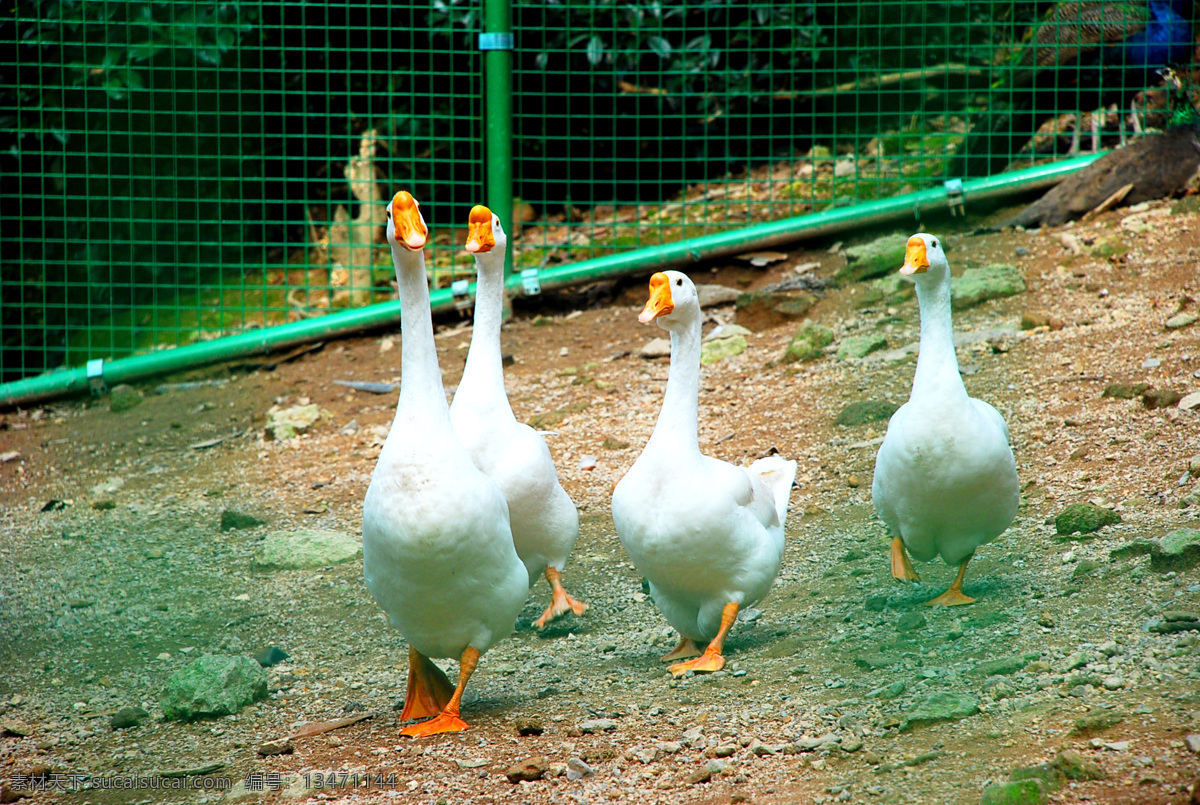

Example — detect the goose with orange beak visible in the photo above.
[450,206,587,628]
[612,270,797,677]
[362,192,527,737]
[872,234,1019,606]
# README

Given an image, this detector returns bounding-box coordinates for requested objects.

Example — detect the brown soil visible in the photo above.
[1,198,1198,805]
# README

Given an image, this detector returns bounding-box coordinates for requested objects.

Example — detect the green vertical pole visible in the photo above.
[482,0,513,278]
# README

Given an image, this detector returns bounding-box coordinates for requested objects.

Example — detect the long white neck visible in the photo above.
[647,318,702,457]
[911,275,968,403]
[457,249,512,417]
[392,245,453,427]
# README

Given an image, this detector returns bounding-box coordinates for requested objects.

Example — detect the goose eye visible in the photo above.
[931,240,938,249]
[676,279,683,286]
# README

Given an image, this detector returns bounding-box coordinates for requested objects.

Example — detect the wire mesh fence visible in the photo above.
[2,0,1191,383]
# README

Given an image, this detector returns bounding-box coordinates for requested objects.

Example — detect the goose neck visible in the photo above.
[648,321,702,455]
[912,277,967,399]
[458,251,509,408]
[393,246,452,422]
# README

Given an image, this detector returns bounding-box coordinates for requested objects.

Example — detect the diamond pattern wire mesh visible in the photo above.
[1,0,1184,382]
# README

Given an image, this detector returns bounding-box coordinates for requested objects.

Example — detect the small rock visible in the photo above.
[1166,312,1198,330]
[601,437,629,451]
[854,654,899,670]
[252,530,361,570]
[782,321,834,364]
[896,611,926,632]
[1071,708,1124,736]
[950,264,1026,310]
[687,765,715,785]
[506,756,550,783]
[734,290,816,331]
[1055,503,1120,536]
[109,385,143,413]
[1184,734,1200,754]
[1037,612,1055,628]
[514,717,544,736]
[1178,391,1200,410]
[1101,383,1149,400]
[220,510,266,532]
[110,706,149,730]
[658,741,683,754]
[1,719,33,737]
[840,737,864,753]
[866,680,906,700]
[710,744,737,758]
[257,739,294,756]
[566,758,593,781]
[700,335,747,365]
[634,746,662,764]
[980,778,1047,805]
[254,646,289,667]
[264,403,325,440]
[696,284,741,308]
[1102,675,1125,690]
[578,718,617,734]
[577,455,598,471]
[748,739,783,756]
[1020,311,1049,330]
[901,692,979,732]
[837,334,889,361]
[838,237,908,283]
[1052,749,1106,780]
[640,338,672,359]
[159,654,269,722]
[0,451,21,464]
[835,400,900,427]
[1143,388,1184,409]
[975,655,1035,677]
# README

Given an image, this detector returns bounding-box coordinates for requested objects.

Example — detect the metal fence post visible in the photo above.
[481,0,514,288]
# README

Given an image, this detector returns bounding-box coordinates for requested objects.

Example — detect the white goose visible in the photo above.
[872,233,1019,606]
[449,206,587,628]
[612,271,797,677]
[362,191,527,737]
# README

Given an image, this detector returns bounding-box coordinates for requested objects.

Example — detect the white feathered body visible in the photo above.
[450,395,580,585]
[872,395,1018,566]
[614,453,796,641]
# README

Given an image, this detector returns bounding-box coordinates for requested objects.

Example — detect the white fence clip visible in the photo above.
[86,359,106,396]
[521,268,541,296]
[944,178,965,217]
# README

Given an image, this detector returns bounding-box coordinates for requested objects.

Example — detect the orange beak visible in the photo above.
[465,205,496,253]
[391,191,428,250]
[639,272,675,323]
[899,236,929,276]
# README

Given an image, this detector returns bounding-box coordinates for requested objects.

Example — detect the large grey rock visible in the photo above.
[901,692,979,732]
[253,530,361,570]
[951,264,1026,310]
[1055,503,1120,536]
[695,284,740,308]
[160,655,268,722]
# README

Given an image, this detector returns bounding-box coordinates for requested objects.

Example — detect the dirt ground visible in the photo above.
[1,197,1199,805]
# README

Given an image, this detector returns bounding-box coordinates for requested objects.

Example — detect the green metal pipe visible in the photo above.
[0,154,1101,409]
[483,0,514,274]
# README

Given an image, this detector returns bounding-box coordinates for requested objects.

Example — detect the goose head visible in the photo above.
[465,205,507,259]
[639,270,699,332]
[898,233,949,285]
[386,191,429,251]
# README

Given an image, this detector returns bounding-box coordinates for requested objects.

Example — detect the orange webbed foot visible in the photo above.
[668,650,726,677]
[400,711,468,738]
[660,637,702,663]
[533,567,588,629]
[890,537,921,583]
[924,587,976,607]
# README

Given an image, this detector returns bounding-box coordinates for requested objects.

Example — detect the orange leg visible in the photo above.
[668,602,738,677]
[924,557,976,607]
[890,536,921,583]
[533,566,588,629]
[660,635,702,662]
[400,647,480,738]
[400,646,455,721]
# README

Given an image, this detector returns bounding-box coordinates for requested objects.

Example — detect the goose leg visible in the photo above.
[660,635,702,662]
[400,646,455,721]
[890,537,921,583]
[400,647,480,737]
[668,602,737,677]
[924,556,976,607]
[533,566,589,628]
